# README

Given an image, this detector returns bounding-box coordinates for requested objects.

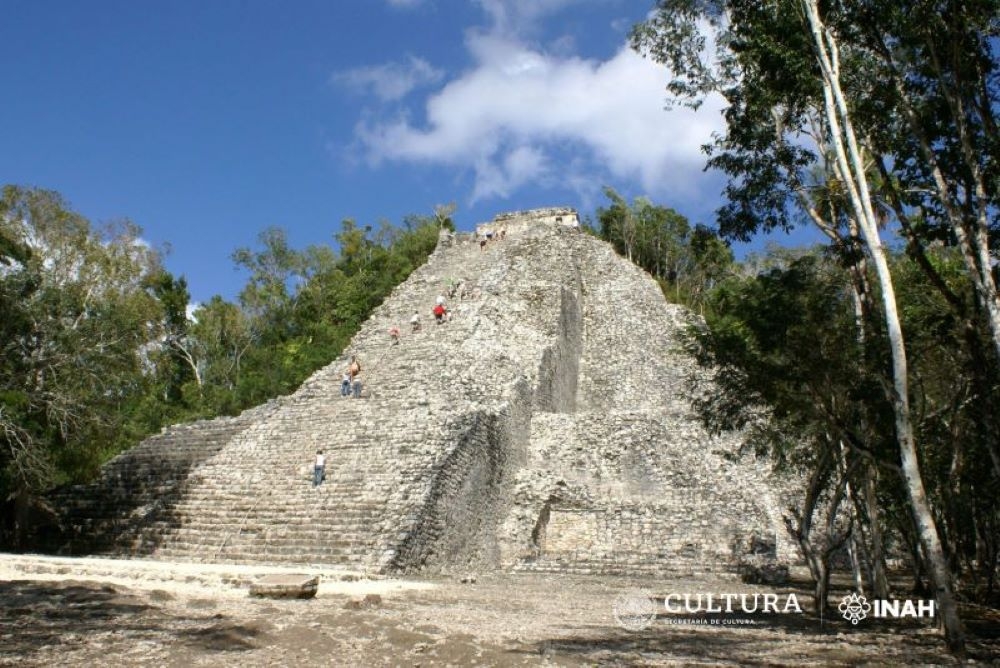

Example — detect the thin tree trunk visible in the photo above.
[874,155,1000,481]
[844,477,865,595]
[784,447,832,615]
[864,464,891,599]
[868,30,1000,363]
[816,455,855,615]
[923,37,1000,363]
[802,0,965,654]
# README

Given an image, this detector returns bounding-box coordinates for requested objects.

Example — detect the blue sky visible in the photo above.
[1,0,814,302]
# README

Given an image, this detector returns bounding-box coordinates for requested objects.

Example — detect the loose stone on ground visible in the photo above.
[248,575,319,599]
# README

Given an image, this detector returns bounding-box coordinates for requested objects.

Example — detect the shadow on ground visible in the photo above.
[0,580,261,662]
[520,608,1000,666]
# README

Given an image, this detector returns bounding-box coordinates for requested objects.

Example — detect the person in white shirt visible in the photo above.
[313,450,326,487]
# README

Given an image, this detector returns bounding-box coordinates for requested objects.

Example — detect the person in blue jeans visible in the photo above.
[313,450,325,487]
[349,356,362,398]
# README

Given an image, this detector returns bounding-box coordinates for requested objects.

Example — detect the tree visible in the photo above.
[186,296,256,414]
[632,1,974,650]
[149,272,199,400]
[693,247,903,608]
[802,1,964,648]
[848,0,1000,362]
[0,186,163,546]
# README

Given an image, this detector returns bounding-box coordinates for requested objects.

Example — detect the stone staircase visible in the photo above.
[38,403,280,555]
[44,229,539,571]
[40,212,794,578]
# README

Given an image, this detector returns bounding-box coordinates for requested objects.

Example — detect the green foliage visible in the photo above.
[692,243,1000,600]
[694,252,891,461]
[0,186,165,514]
[134,211,441,423]
[596,187,733,311]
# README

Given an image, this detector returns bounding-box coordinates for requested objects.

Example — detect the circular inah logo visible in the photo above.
[838,592,871,625]
[613,589,657,631]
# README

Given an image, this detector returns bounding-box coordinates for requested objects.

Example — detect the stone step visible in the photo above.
[514,556,737,577]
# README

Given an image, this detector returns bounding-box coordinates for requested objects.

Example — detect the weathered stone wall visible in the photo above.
[40,208,795,578]
[497,408,792,576]
[533,284,582,413]
[388,380,532,573]
[494,228,796,576]
[476,206,579,237]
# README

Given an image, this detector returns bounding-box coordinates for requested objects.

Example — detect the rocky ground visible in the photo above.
[1,558,997,667]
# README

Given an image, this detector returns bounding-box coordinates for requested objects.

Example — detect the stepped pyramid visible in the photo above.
[41,208,794,577]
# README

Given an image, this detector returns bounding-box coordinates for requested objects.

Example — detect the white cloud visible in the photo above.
[339,1,726,210]
[354,31,725,205]
[471,144,551,201]
[386,0,423,8]
[333,55,445,102]
[475,0,591,36]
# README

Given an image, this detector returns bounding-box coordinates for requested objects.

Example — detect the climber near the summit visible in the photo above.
[348,356,362,398]
[313,450,325,487]
[410,310,421,332]
[433,301,448,324]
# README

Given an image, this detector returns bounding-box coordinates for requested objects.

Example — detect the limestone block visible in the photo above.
[249,574,319,599]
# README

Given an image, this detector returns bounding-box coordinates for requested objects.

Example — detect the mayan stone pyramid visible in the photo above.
[42,208,794,577]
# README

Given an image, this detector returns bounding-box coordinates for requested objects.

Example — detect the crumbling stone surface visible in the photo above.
[343,593,382,609]
[40,208,794,578]
[249,574,319,599]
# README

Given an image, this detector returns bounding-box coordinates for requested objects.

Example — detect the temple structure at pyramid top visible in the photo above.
[474,207,580,237]
[40,207,795,579]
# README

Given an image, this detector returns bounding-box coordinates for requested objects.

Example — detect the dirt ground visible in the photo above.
[1,564,998,667]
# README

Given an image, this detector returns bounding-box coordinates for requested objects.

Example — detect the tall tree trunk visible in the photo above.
[802,0,966,654]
